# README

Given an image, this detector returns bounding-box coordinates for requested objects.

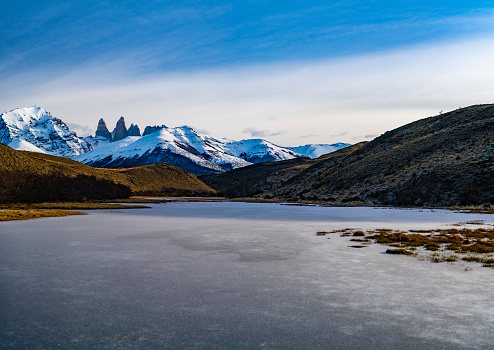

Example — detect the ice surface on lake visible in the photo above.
[1,202,493,349]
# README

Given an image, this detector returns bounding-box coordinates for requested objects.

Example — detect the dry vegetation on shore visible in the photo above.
[0,209,86,221]
[0,198,170,221]
[317,226,494,267]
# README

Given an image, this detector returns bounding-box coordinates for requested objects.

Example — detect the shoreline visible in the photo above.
[1,196,493,222]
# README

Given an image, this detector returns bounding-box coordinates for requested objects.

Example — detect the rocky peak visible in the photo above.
[95,118,112,140]
[143,125,167,136]
[113,116,129,142]
[0,106,92,157]
[128,123,141,136]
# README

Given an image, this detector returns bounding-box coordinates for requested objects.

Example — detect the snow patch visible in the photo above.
[8,139,47,153]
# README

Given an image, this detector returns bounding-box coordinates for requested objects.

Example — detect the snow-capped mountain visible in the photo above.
[222,138,302,163]
[0,106,350,175]
[288,143,351,158]
[0,106,92,157]
[74,126,304,174]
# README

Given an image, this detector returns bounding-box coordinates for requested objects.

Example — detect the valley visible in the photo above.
[3,2,492,349]
[0,104,493,210]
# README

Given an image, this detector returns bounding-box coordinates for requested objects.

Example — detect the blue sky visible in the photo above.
[1,0,494,145]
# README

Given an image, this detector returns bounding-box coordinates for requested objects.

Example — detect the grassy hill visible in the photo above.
[203,104,494,207]
[200,143,367,197]
[262,104,494,207]
[0,143,216,203]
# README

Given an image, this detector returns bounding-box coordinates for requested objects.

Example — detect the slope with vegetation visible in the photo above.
[0,143,215,203]
[263,104,494,207]
[200,143,366,198]
[203,104,494,207]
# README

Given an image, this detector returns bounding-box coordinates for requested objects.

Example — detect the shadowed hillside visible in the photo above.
[201,143,367,198]
[262,105,494,207]
[0,143,216,203]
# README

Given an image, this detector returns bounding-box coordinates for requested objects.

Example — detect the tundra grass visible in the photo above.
[317,227,494,267]
[0,200,152,222]
[0,209,86,221]
[0,202,150,210]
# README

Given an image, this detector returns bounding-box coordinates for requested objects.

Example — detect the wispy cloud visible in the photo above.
[190,126,211,135]
[298,134,321,139]
[327,131,349,139]
[242,128,287,138]
[65,122,94,137]
[1,37,494,146]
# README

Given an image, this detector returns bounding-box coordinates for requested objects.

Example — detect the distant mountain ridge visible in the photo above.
[0,106,350,175]
[287,143,352,158]
[74,126,303,174]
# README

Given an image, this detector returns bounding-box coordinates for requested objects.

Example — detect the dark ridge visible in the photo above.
[201,143,366,197]
[263,104,494,207]
[0,143,216,203]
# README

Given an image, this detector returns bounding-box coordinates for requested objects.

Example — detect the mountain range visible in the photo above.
[0,106,350,174]
[1,104,492,207]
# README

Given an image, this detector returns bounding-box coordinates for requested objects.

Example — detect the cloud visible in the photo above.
[298,134,321,139]
[242,128,287,138]
[1,36,494,146]
[327,131,349,139]
[190,126,211,135]
[65,122,94,137]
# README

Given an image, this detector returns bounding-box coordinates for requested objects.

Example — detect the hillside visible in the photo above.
[261,105,494,207]
[201,143,367,197]
[2,106,349,175]
[0,143,215,202]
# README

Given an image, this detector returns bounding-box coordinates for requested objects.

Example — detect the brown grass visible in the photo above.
[317,226,494,267]
[386,248,414,255]
[0,200,152,221]
[0,143,216,202]
[0,209,86,221]
[0,202,150,210]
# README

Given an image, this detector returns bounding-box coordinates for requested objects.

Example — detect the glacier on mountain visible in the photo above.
[0,106,92,158]
[288,143,351,158]
[1,106,350,174]
[74,125,349,174]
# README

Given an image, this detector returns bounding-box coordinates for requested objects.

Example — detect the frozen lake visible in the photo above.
[1,201,494,349]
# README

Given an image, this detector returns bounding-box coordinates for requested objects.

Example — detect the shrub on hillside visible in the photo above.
[0,170,131,203]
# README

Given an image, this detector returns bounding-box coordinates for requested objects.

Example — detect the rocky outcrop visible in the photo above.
[95,118,112,140]
[143,125,166,136]
[128,123,141,136]
[113,117,129,142]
